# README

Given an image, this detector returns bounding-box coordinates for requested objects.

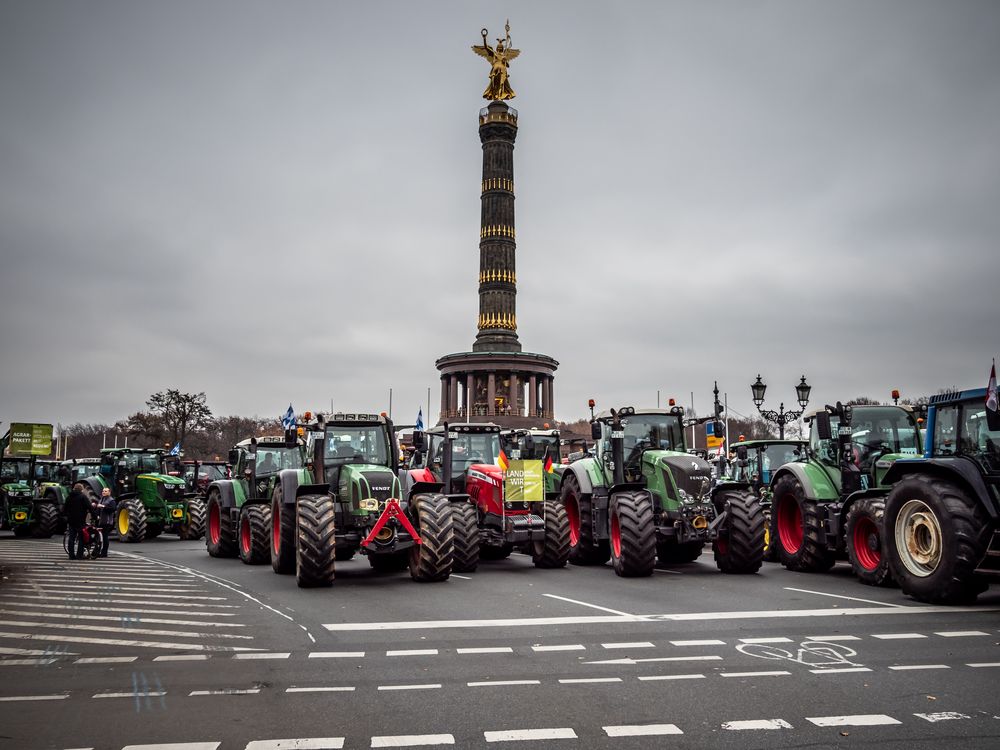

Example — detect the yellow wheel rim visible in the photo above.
[763,524,771,552]
[118,508,129,536]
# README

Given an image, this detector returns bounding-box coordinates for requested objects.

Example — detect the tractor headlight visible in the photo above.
[171,508,184,519]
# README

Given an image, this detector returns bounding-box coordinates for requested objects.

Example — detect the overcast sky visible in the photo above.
[1,0,998,430]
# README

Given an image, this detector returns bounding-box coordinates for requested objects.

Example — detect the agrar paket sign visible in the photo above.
[9,423,53,456]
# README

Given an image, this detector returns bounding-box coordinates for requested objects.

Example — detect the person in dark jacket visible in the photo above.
[95,487,116,558]
[64,486,90,560]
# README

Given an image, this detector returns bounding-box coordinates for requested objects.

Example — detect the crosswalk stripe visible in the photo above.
[0,619,252,640]
[0,594,238,608]
[0,609,245,627]
[2,586,222,600]
[603,724,683,737]
[121,743,220,749]
[370,735,453,747]
[0,601,238,616]
[0,630,258,651]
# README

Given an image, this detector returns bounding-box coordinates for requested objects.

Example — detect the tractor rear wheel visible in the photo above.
[561,474,611,566]
[205,490,236,558]
[713,489,765,574]
[609,491,656,577]
[772,475,834,572]
[657,540,704,565]
[270,489,295,574]
[32,503,59,538]
[178,498,206,540]
[845,497,893,586]
[450,500,480,573]
[369,551,409,572]
[238,504,271,565]
[532,500,571,569]
[295,494,336,588]
[885,476,990,604]
[480,543,513,560]
[407,493,453,583]
[116,499,147,543]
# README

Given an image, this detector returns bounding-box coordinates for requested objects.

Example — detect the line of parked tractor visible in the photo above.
[2,382,997,605]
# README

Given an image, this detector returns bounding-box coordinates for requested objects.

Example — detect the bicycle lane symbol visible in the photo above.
[736,641,864,670]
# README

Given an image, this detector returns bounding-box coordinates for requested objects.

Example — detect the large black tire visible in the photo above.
[771,475,835,572]
[178,498,206,540]
[450,501,480,573]
[205,490,236,558]
[335,547,356,562]
[238,504,271,565]
[845,497,893,586]
[295,494,336,588]
[116,498,147,543]
[369,551,410,572]
[270,488,296,574]
[656,540,705,565]
[609,491,656,577]
[32,503,59,538]
[713,489,765,574]
[561,474,611,566]
[407,493,454,583]
[532,501,571,568]
[885,476,991,604]
[480,543,514,560]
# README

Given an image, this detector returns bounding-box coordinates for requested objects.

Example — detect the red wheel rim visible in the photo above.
[272,502,281,555]
[610,509,622,558]
[565,496,580,547]
[776,495,803,554]
[853,515,881,571]
[208,502,220,545]
[240,514,251,556]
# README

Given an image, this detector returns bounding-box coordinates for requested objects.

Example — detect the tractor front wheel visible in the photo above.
[116,499,147,543]
[178,498,206,540]
[885,476,990,604]
[239,504,271,565]
[32,503,59,539]
[609,491,656,577]
[205,490,236,558]
[713,489,765,574]
[772,475,834,572]
[561,475,610,566]
[270,489,295,574]
[532,500,570,569]
[450,500,480,573]
[295,494,336,588]
[845,497,893,586]
[407,493,454,583]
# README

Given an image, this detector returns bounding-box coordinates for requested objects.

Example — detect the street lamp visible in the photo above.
[750,374,811,439]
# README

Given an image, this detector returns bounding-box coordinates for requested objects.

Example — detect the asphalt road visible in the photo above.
[1,533,999,750]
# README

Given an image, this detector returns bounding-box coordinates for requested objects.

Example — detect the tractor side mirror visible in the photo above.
[228,449,240,468]
[816,413,832,441]
[284,429,297,448]
[736,445,748,461]
[590,422,602,441]
[412,431,425,451]
[411,450,423,467]
[521,434,534,456]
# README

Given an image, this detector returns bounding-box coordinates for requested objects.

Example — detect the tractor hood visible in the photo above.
[655,453,713,505]
[2,481,31,495]
[137,473,185,487]
[339,464,400,509]
[468,464,503,487]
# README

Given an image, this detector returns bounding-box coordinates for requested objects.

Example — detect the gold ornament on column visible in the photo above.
[472,20,520,101]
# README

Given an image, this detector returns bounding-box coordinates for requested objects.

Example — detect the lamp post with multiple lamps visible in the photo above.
[750,375,812,439]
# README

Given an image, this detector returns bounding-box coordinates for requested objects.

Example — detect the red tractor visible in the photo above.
[403,422,570,572]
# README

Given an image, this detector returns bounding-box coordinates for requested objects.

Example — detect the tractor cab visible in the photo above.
[58,458,101,486]
[231,437,305,502]
[729,440,806,492]
[413,423,502,496]
[924,392,1000,476]
[317,414,398,503]
[99,448,171,495]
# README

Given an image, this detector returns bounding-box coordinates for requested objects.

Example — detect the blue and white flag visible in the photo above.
[415,407,424,431]
[169,442,181,456]
[282,404,296,430]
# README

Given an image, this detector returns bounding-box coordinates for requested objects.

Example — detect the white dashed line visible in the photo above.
[122,744,220,750]
[915,712,971,723]
[935,630,990,637]
[188,689,260,696]
[807,714,901,727]
[872,633,927,640]
[467,680,541,687]
[804,635,861,641]
[155,655,210,662]
[483,728,577,742]
[94,691,167,699]
[456,647,513,655]
[601,642,655,649]
[246,740,345,750]
[233,653,290,660]
[670,639,725,646]
[967,662,1000,668]
[531,644,585,652]
[586,655,722,665]
[386,649,438,657]
[285,687,356,693]
[809,667,872,674]
[738,637,793,644]
[309,652,365,659]
[721,719,793,730]
[720,671,791,678]
[558,677,623,684]
[889,664,950,671]
[377,684,441,691]
[637,674,706,681]
[370,734,454,747]
[74,656,138,664]
[603,724,683,737]
[0,693,68,702]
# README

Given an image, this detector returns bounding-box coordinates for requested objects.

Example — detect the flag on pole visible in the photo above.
[282,404,296,431]
[415,407,424,432]
[498,449,510,471]
[169,442,180,456]
[543,454,554,474]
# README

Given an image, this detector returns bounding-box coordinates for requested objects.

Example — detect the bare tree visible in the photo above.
[146,390,213,449]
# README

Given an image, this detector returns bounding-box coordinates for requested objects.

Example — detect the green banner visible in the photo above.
[9,423,53,456]
[504,459,544,503]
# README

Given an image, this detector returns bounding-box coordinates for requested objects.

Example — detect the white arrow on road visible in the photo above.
[584,655,723,665]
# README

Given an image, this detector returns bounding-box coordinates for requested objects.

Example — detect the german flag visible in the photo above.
[498,450,510,471]
[544,455,554,473]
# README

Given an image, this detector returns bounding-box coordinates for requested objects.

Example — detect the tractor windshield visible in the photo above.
[619,414,686,455]
[32,462,56,483]
[428,431,501,470]
[323,426,389,467]
[118,453,163,473]
[755,444,802,484]
[254,446,304,475]
[1,459,31,483]
[934,400,1000,474]
[812,407,920,469]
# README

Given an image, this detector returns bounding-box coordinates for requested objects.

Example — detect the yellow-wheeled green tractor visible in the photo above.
[768,402,922,585]
[0,453,60,537]
[75,448,205,543]
[559,401,765,577]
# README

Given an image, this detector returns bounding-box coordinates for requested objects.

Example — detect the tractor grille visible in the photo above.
[661,456,713,505]
[362,471,395,503]
[157,483,185,501]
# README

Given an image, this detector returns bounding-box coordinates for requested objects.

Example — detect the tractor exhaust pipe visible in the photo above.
[610,409,625,486]
[442,421,453,494]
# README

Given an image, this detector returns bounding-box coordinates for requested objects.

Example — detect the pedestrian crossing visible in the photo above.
[0,539,258,658]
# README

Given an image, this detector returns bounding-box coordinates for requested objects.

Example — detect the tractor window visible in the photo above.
[619,415,685,454]
[1,459,31,482]
[450,432,501,469]
[847,407,921,467]
[760,444,801,483]
[256,447,303,475]
[959,404,1000,474]
[933,406,959,456]
[323,426,389,467]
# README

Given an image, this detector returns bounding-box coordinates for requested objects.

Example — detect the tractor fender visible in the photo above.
[77,476,105,497]
[42,486,66,505]
[837,488,889,528]
[409,481,446,497]
[278,468,327,505]
[883,458,999,519]
[562,462,595,495]
[208,480,239,510]
[770,462,839,502]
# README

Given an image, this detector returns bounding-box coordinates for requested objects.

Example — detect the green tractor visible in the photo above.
[559,401,765,577]
[204,436,307,564]
[75,448,206,543]
[768,402,922,585]
[0,451,60,537]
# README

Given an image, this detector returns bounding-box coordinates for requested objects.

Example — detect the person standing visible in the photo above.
[95,487,116,558]
[64,486,90,560]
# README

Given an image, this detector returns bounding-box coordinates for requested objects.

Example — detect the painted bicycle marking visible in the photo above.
[736,641,863,669]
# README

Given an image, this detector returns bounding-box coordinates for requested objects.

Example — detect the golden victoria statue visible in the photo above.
[472,20,520,101]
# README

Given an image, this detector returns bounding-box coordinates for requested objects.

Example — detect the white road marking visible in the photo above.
[0,630,257,651]
[370,735,454,747]
[3,586,223,600]
[233,652,290,660]
[246,739,345,750]
[783,587,909,608]
[0,619,252,640]
[531,644,585,652]
[804,635,861,641]
[467,680,540,687]
[739,637,792,644]
[670,639,725,646]
[654,568,682,574]
[807,714,901,727]
[94,691,167,698]
[155,655,210,662]
[967,662,1000,668]
[484,728,577,742]
[0,645,78,656]
[889,664,950,671]
[721,719,793,730]
[915,712,971,723]
[720,671,791,678]
[450,575,472,580]
[286,687,356,693]
[386,649,438,656]
[325,616,638,631]
[873,633,927,639]
[935,630,989,637]
[601,642,654,649]
[586,655,722,665]
[0,693,68,701]
[558,677,622,684]
[5,581,204,593]
[637,674,706,681]
[542,593,634,617]
[0,609,244,627]
[309,651,365,658]
[377,684,441,691]
[0,657,57,665]
[809,667,872,674]
[0,601,238,616]
[75,656,138,664]
[603,724,683,737]
[456,647,512,654]
[122,743,220,750]
[2,594,239,608]
[189,688,260,696]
